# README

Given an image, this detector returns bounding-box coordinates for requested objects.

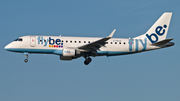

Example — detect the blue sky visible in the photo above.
[0,0,180,101]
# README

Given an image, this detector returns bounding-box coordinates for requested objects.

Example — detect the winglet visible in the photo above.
[108,29,116,38]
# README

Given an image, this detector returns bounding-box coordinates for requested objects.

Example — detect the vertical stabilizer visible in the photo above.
[134,12,172,44]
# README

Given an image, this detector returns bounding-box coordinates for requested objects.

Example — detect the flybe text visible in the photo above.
[129,38,147,52]
[146,25,167,43]
[37,37,63,48]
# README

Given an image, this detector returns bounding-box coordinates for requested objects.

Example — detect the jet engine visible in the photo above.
[60,49,81,60]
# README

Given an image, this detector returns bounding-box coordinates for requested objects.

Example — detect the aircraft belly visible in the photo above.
[98,45,130,56]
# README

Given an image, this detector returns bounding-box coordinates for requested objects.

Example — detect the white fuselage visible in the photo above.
[5,36,162,56]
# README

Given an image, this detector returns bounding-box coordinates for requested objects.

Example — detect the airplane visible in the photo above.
[4,12,174,65]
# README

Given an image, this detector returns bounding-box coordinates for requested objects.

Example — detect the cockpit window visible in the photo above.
[14,38,23,41]
[14,38,18,41]
[18,38,22,41]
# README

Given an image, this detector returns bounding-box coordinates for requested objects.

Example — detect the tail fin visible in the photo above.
[134,12,172,44]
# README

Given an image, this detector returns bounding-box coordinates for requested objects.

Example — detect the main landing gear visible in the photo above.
[24,52,29,63]
[84,56,92,65]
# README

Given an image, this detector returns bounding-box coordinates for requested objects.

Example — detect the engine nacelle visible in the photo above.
[62,48,81,57]
[60,56,79,61]
[60,49,81,61]
[60,56,73,60]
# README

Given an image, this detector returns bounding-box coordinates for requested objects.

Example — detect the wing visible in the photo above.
[78,29,116,51]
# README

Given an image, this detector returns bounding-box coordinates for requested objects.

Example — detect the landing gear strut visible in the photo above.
[84,55,92,65]
[24,52,29,63]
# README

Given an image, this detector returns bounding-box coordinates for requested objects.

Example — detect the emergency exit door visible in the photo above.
[30,36,36,47]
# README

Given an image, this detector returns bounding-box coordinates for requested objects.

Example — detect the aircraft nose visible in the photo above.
[4,43,12,50]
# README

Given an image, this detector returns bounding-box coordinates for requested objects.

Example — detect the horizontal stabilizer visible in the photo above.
[151,38,173,46]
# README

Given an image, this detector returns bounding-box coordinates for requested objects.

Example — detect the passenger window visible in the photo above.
[88,41,90,43]
[66,41,68,43]
[84,41,86,43]
[115,42,117,44]
[79,41,81,43]
[111,42,113,44]
[62,40,63,42]
[70,41,72,43]
[124,42,126,44]
[44,40,46,42]
[74,41,76,43]
[106,42,108,44]
[119,42,121,44]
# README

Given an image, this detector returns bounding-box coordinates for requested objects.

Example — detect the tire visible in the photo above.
[84,61,89,65]
[87,58,92,63]
[24,59,28,63]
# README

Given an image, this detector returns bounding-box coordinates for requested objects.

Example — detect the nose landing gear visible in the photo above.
[24,59,28,63]
[24,52,29,63]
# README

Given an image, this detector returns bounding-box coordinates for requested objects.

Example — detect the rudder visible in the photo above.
[134,12,172,44]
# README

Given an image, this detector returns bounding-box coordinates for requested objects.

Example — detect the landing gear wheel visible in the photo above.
[24,59,28,63]
[23,52,29,63]
[84,61,89,65]
[87,58,92,63]
[84,57,92,65]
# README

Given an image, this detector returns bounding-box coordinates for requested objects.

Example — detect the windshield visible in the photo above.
[14,38,23,41]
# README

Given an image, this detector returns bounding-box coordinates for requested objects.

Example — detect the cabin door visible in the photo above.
[128,39,134,52]
[30,36,36,47]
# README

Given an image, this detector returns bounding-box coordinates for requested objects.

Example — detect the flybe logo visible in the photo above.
[128,38,147,52]
[146,25,167,43]
[37,37,63,48]
[64,50,74,54]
